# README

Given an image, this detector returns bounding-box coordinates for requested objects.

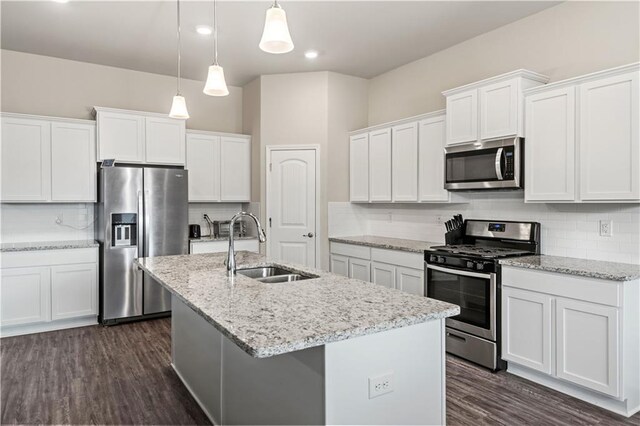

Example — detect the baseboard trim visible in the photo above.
[171,363,220,426]
[507,364,638,418]
[0,316,98,338]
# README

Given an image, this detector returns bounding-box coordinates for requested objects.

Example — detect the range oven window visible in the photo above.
[427,267,491,330]
[446,148,500,183]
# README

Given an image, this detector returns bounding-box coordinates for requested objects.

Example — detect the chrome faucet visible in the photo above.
[227,212,266,275]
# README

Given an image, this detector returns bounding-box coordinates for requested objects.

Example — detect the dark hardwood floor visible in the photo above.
[1,318,638,425]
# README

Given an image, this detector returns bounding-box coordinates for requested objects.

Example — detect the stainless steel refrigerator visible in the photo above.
[96,166,188,324]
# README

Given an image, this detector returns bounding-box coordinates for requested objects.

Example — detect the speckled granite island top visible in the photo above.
[500,255,640,282]
[329,235,441,253]
[135,252,459,358]
[0,240,99,252]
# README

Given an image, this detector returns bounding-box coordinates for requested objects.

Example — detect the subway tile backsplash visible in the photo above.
[329,192,640,265]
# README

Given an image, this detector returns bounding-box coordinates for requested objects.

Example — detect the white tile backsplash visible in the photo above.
[0,203,95,242]
[329,192,640,264]
[188,203,259,237]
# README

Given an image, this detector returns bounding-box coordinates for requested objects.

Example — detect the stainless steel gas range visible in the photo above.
[424,220,540,371]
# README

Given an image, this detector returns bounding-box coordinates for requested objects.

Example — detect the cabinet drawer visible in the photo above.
[1,248,98,269]
[502,267,621,307]
[371,248,423,270]
[329,242,371,260]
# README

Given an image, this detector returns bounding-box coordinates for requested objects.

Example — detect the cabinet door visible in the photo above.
[0,267,50,326]
[579,72,639,201]
[371,262,395,289]
[51,122,96,202]
[349,258,371,282]
[349,133,369,202]
[524,87,576,201]
[369,128,392,202]
[330,254,349,277]
[145,116,186,165]
[220,136,251,201]
[396,266,424,296]
[556,298,619,397]
[392,122,418,202]
[446,90,478,145]
[502,287,553,374]
[97,111,145,162]
[418,115,449,202]
[186,133,221,201]
[1,117,51,201]
[51,263,97,320]
[479,79,519,140]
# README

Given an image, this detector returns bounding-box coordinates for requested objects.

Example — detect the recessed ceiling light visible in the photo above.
[304,50,319,59]
[196,25,213,36]
[52,0,69,3]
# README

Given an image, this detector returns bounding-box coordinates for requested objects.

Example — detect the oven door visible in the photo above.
[425,263,496,341]
[444,138,521,190]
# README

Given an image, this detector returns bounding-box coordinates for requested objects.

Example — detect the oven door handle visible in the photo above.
[427,263,492,279]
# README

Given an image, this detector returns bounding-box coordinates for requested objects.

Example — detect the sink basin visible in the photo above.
[236,266,317,283]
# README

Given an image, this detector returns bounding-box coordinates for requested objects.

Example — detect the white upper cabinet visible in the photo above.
[524,64,639,203]
[418,113,449,202]
[186,133,221,202]
[95,107,185,165]
[443,70,549,145]
[1,117,51,202]
[446,89,478,145]
[96,110,145,162]
[51,122,96,202]
[392,122,418,202]
[349,133,369,202]
[1,114,96,203]
[525,87,576,201]
[145,116,186,165]
[220,136,251,202]
[368,128,392,202]
[186,131,251,203]
[579,71,639,201]
[479,79,519,140]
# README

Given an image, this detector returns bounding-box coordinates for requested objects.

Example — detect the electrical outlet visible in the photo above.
[368,372,394,399]
[436,215,444,225]
[55,215,63,225]
[387,212,392,223]
[599,220,613,237]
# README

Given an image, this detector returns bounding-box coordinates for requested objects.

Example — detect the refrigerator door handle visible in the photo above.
[137,189,144,259]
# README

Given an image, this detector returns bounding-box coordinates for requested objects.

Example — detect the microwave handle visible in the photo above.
[495,147,504,180]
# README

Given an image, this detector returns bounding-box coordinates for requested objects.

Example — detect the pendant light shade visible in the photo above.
[259,2,294,54]
[203,65,229,96]
[203,0,229,96]
[169,0,189,119]
[169,95,190,119]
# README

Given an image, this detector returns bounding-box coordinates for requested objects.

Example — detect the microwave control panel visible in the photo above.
[504,148,515,180]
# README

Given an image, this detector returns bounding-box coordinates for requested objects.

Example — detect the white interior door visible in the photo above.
[268,149,317,267]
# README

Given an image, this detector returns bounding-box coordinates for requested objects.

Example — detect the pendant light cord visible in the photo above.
[213,0,219,65]
[176,0,182,95]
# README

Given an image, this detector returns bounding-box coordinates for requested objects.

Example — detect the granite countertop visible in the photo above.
[500,255,640,282]
[329,235,441,253]
[190,235,258,243]
[135,252,459,358]
[0,240,99,253]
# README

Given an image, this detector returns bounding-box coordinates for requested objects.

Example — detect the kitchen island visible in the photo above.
[135,252,459,425]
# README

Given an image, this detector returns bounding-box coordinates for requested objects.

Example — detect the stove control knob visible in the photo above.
[429,255,437,263]
[466,261,475,269]
[476,262,485,271]
[438,256,446,264]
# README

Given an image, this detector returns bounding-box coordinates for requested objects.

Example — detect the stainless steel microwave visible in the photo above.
[444,138,523,190]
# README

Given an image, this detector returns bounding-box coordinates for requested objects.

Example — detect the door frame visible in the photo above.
[265,145,321,268]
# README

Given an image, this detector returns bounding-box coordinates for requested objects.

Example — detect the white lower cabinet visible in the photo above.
[502,266,638,417]
[0,248,99,337]
[330,242,424,296]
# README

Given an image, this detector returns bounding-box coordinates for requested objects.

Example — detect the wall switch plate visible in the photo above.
[599,220,613,237]
[368,372,394,399]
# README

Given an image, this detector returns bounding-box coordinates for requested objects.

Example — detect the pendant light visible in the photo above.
[203,0,229,96]
[169,0,189,119]
[259,0,294,54]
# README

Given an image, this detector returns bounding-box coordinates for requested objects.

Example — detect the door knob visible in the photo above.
[303,232,314,238]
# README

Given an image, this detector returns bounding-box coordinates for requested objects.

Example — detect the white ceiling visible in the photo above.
[1,1,560,87]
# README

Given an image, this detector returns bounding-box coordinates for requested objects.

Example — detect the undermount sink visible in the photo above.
[236,266,317,283]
